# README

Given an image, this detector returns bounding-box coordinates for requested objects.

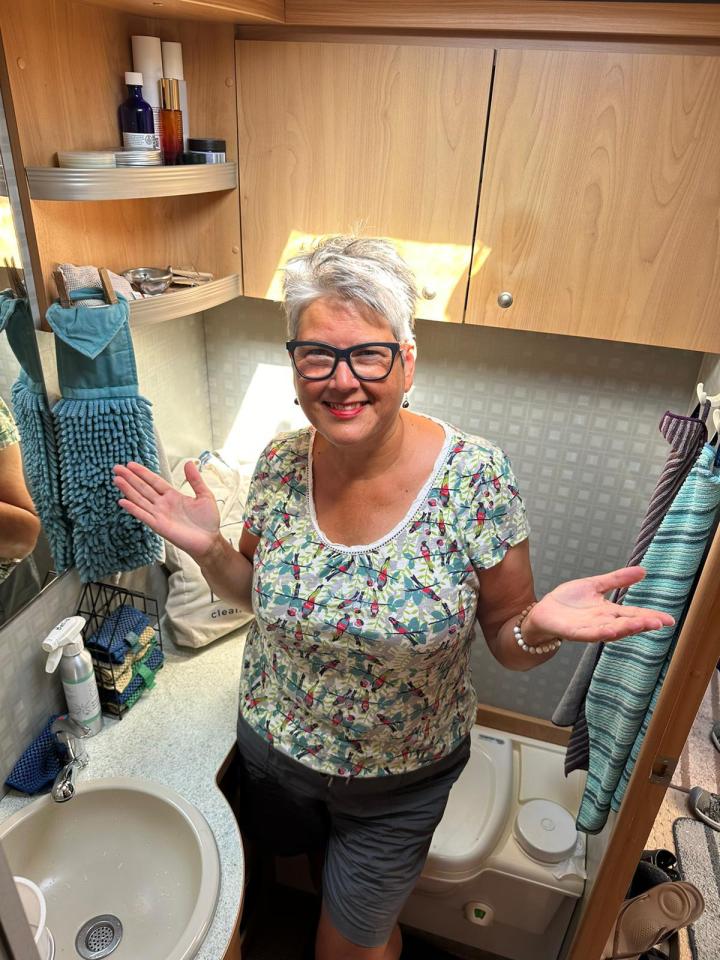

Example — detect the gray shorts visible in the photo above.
[236,715,470,948]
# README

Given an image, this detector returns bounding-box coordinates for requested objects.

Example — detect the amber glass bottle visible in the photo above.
[159,78,183,165]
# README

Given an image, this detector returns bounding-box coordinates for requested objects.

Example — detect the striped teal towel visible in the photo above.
[578,444,720,833]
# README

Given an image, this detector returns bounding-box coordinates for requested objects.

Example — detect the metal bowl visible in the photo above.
[122,267,173,296]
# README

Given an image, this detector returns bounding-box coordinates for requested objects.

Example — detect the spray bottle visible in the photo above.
[43,616,103,736]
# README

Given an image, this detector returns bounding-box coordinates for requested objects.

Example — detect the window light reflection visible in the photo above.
[0,198,20,263]
[220,362,308,469]
[265,231,492,322]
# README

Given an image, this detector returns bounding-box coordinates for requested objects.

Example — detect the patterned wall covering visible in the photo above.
[203,297,703,719]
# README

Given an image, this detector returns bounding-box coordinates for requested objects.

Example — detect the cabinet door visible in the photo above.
[237,41,493,323]
[466,49,720,352]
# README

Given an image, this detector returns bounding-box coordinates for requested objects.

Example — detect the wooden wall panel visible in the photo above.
[466,49,720,352]
[285,0,720,40]
[0,0,241,308]
[236,40,492,323]
[32,193,238,294]
[81,0,284,24]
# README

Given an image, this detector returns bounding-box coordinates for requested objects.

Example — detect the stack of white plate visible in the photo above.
[115,149,162,167]
[57,150,116,169]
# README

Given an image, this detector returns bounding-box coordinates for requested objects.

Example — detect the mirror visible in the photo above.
[0,62,57,626]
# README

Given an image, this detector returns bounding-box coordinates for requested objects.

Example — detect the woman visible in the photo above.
[0,394,40,581]
[114,237,674,960]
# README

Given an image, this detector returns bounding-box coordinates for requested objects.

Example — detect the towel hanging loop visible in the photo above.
[696,382,720,411]
[52,268,71,309]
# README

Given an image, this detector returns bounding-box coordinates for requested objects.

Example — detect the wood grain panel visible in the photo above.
[33,193,239,298]
[286,0,720,40]
[466,49,720,352]
[82,0,284,24]
[475,704,570,746]
[236,40,492,323]
[2,0,239,164]
[0,0,241,310]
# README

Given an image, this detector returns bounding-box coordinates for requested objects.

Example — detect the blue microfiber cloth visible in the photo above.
[46,288,163,582]
[5,715,67,795]
[0,292,73,571]
[86,604,151,663]
[99,642,164,708]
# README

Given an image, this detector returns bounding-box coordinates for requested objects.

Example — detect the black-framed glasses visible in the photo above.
[286,340,402,382]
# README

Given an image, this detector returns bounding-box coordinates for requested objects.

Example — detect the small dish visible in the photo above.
[122,267,172,296]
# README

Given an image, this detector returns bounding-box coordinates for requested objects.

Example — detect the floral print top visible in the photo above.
[239,419,530,777]
[0,396,20,585]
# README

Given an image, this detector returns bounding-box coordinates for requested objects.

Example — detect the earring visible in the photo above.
[294,398,300,406]
[402,396,410,409]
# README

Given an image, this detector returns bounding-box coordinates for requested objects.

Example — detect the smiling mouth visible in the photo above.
[322,401,369,418]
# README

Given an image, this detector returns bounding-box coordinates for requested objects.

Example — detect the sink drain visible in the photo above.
[75,915,123,959]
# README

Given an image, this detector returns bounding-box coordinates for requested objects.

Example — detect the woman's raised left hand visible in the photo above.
[525,566,675,645]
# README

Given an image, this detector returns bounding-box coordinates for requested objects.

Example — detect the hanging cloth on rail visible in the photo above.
[577,442,720,834]
[553,409,708,776]
[46,288,162,582]
[0,291,73,571]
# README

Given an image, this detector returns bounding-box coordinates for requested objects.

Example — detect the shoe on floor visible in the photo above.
[710,721,720,753]
[602,881,704,960]
[688,785,720,831]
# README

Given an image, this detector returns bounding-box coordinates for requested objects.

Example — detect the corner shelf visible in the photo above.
[129,274,242,327]
[26,162,237,201]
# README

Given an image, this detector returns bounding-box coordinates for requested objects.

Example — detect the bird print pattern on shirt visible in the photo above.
[239,422,529,777]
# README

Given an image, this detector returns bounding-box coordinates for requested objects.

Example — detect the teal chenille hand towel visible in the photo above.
[46,288,162,582]
[578,443,720,833]
[0,291,73,571]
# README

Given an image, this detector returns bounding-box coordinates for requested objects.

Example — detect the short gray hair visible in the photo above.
[282,236,418,343]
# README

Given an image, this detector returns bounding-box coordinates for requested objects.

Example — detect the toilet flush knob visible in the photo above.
[464,902,494,926]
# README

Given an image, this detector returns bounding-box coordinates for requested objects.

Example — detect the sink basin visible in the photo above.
[0,778,220,960]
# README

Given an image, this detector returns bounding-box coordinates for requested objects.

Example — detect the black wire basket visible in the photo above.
[76,581,164,719]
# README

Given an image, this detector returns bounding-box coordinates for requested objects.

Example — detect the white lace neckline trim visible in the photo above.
[306,417,453,554]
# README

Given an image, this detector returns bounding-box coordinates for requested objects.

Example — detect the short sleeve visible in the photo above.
[462,445,530,570]
[242,442,276,537]
[242,432,305,537]
[0,396,19,450]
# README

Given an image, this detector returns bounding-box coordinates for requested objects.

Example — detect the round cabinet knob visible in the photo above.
[497,291,513,309]
[421,286,437,301]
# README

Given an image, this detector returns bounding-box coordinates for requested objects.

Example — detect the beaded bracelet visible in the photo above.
[513,602,562,656]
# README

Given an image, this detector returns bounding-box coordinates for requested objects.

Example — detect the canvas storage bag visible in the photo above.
[163,452,253,647]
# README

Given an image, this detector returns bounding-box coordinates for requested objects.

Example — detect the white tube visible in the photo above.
[161,41,184,80]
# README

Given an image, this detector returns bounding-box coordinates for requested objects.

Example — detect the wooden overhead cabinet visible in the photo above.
[236,40,493,323]
[0,0,243,319]
[465,49,720,352]
[79,0,284,23]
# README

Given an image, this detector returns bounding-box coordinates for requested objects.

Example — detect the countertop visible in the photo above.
[0,623,249,960]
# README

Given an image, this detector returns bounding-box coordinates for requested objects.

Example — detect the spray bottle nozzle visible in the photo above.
[42,616,87,674]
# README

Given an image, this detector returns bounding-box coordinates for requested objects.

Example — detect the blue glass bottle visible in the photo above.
[118,71,156,150]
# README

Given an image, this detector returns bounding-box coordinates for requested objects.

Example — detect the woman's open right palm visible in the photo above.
[113,460,220,561]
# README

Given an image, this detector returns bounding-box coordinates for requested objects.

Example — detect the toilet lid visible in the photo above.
[513,799,577,864]
[422,730,513,883]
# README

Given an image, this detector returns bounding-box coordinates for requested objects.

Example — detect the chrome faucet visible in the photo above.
[50,716,91,802]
